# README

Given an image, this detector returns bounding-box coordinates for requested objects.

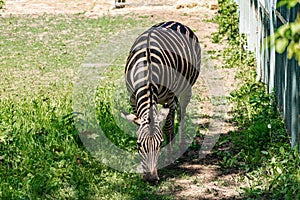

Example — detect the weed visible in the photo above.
[0,14,171,199]
[214,0,300,199]
[182,13,188,16]
[0,0,4,9]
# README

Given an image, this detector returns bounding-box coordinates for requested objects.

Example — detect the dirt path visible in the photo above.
[2,0,245,199]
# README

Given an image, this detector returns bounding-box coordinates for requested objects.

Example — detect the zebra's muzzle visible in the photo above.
[142,171,159,185]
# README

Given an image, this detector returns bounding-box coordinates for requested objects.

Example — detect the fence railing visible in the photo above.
[235,0,300,152]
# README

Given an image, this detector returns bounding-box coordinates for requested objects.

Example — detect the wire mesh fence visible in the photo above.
[236,0,300,153]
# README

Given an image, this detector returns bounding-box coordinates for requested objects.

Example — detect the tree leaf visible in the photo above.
[295,9,300,23]
[279,146,285,155]
[277,0,300,8]
[277,0,289,8]
[275,37,289,53]
[290,22,300,36]
[277,24,290,37]
[287,41,295,59]
[287,0,300,8]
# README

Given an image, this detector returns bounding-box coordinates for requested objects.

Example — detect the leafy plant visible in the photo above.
[224,54,300,199]
[277,0,300,8]
[213,0,240,45]
[268,0,300,65]
[0,0,4,9]
[214,0,300,198]
[0,14,173,199]
[212,0,256,69]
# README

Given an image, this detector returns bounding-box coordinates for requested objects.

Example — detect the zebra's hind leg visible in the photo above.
[177,87,192,153]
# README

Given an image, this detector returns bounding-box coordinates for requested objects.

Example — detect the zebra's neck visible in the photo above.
[138,93,158,120]
[136,79,159,116]
[140,103,158,136]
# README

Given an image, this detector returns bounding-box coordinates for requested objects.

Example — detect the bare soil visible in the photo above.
[2,0,246,199]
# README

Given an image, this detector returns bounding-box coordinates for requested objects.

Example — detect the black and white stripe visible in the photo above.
[123,21,201,184]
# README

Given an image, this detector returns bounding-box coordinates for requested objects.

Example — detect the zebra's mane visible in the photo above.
[146,28,156,135]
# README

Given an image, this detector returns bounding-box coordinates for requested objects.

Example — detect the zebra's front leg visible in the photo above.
[178,88,192,153]
[163,107,175,163]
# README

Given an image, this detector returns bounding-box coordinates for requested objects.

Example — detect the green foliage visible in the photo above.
[0,0,4,9]
[214,0,300,198]
[277,0,300,8]
[222,58,300,199]
[212,0,256,69]
[212,0,240,45]
[95,65,137,152]
[242,144,300,199]
[270,1,300,65]
[229,81,274,125]
[0,14,172,199]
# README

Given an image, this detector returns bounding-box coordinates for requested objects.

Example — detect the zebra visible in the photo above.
[122,21,201,184]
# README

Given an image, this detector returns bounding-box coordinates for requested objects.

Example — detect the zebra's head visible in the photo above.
[122,106,169,184]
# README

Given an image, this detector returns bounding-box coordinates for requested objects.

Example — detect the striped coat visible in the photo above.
[122,21,201,184]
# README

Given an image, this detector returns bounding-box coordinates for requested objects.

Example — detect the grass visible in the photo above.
[2,1,299,199]
[214,0,300,199]
[0,14,176,199]
[221,67,300,199]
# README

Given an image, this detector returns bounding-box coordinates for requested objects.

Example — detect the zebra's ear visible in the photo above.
[121,111,141,125]
[157,107,169,122]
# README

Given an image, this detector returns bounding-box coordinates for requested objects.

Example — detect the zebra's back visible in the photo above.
[125,21,201,117]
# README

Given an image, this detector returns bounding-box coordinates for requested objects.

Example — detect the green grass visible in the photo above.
[222,68,300,199]
[224,62,300,199]
[3,1,299,199]
[214,0,300,199]
[0,14,175,199]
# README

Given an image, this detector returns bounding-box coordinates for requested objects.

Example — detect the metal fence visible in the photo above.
[235,0,300,152]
